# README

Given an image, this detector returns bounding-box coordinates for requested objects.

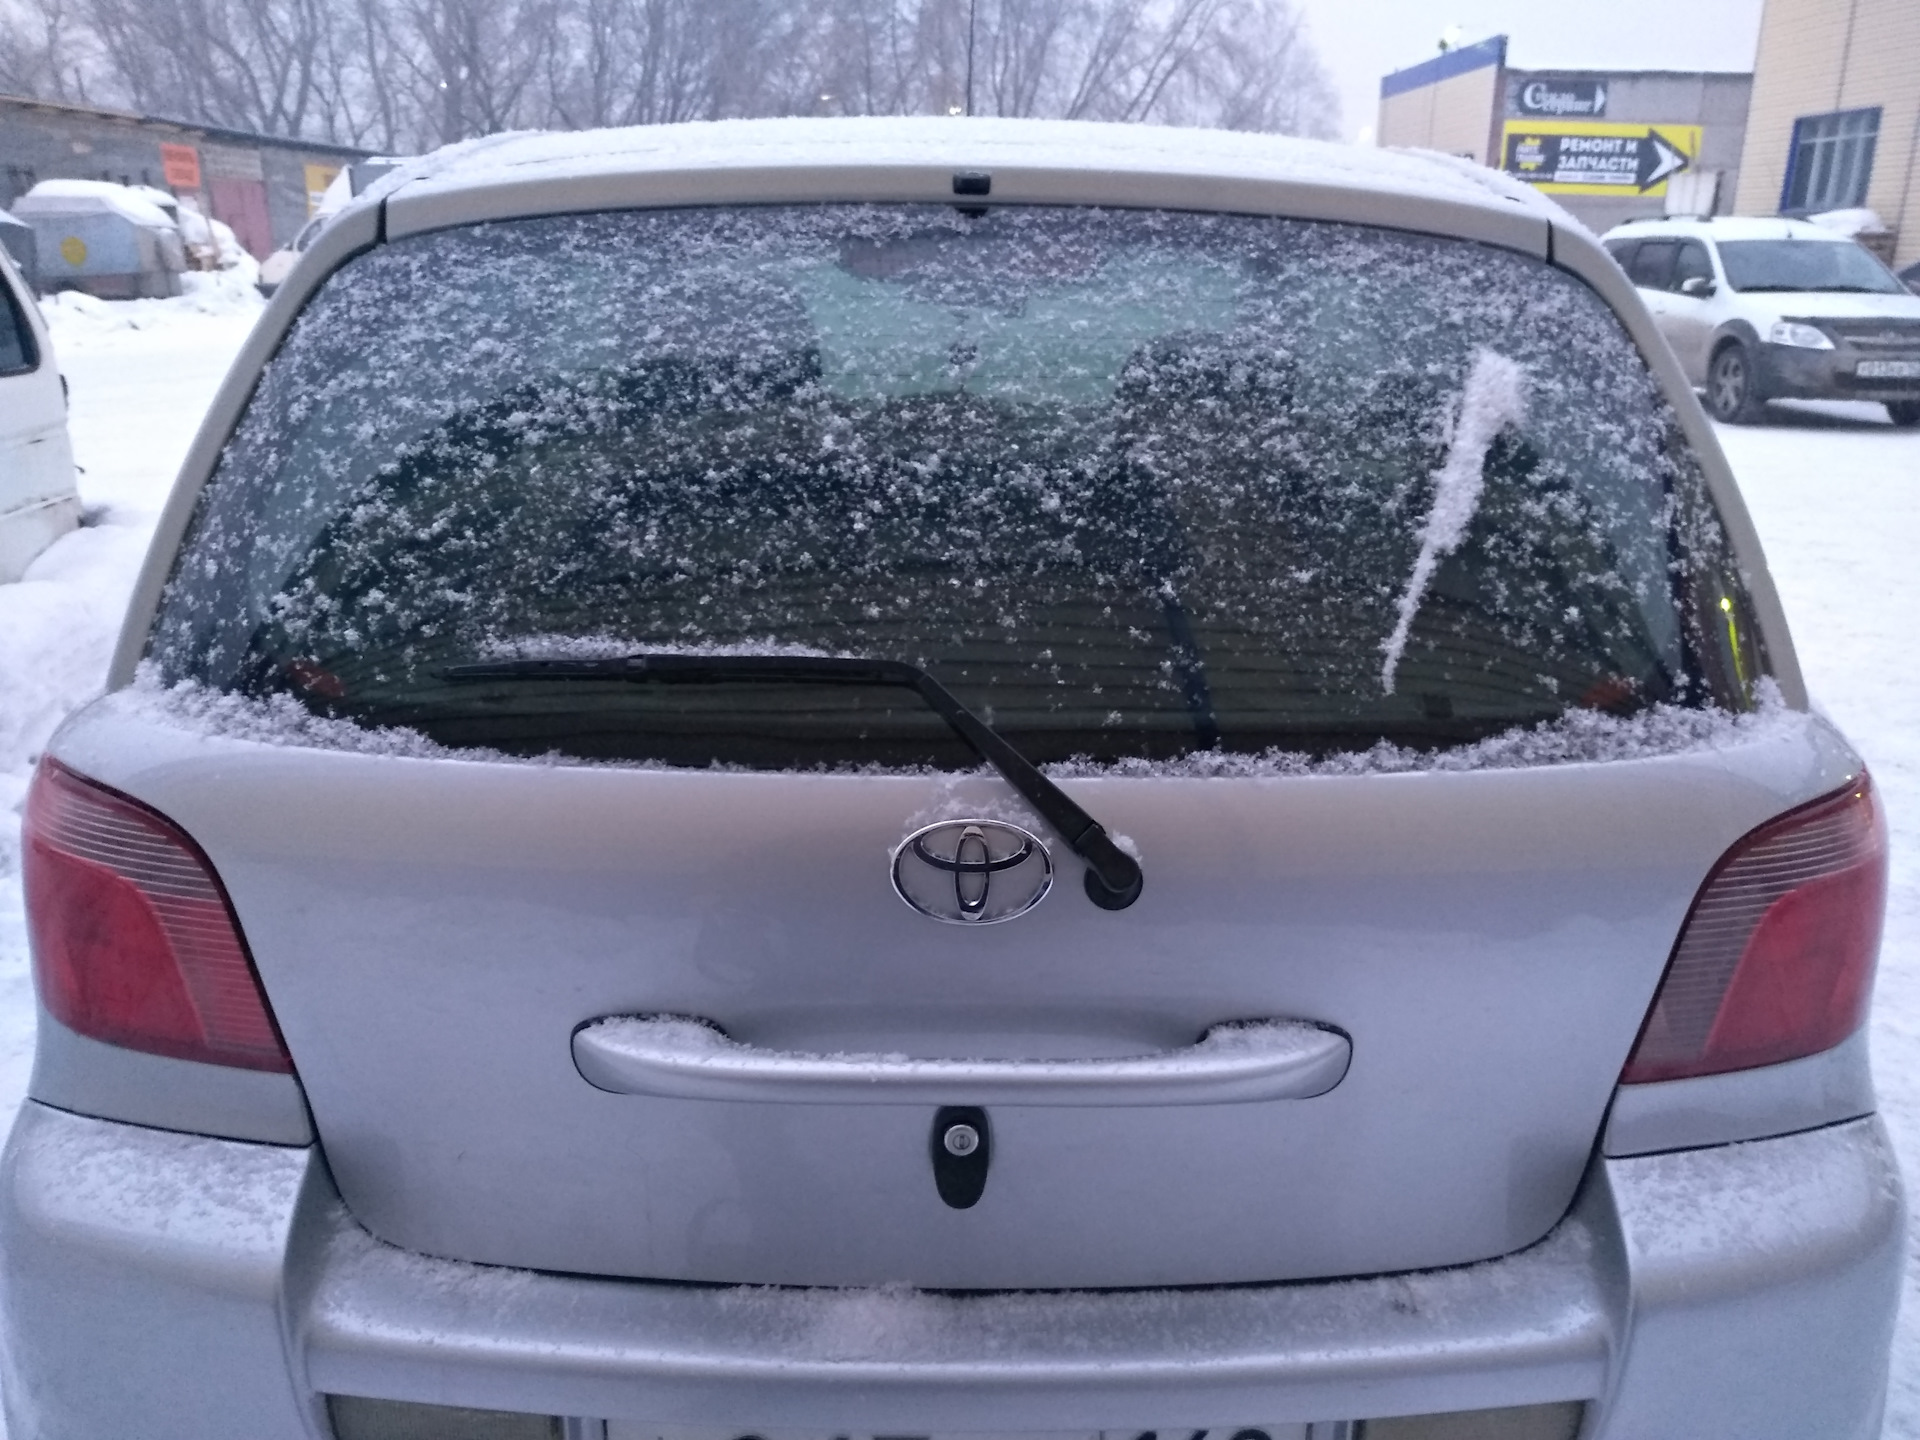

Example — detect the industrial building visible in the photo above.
[0,93,368,260]
[1377,37,1753,233]
[1734,0,1920,268]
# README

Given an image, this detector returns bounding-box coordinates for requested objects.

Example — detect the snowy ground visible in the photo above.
[0,286,1916,1431]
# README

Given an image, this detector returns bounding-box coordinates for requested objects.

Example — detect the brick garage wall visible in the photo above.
[0,95,367,254]
[0,103,186,209]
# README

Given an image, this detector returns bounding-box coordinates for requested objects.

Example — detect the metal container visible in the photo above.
[12,185,186,299]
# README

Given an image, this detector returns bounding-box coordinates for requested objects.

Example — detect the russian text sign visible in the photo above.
[1501,121,1701,196]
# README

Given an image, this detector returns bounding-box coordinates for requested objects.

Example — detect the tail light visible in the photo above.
[22,758,292,1073]
[1622,773,1886,1084]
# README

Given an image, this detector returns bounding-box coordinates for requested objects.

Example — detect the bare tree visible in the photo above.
[0,0,1340,150]
[0,0,94,101]
[73,0,335,137]
[1146,0,1340,137]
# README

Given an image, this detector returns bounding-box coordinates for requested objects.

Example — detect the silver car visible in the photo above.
[2,119,1902,1440]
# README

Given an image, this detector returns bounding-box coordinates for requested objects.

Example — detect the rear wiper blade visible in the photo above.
[445,653,1144,911]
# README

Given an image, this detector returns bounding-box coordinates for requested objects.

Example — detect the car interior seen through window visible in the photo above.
[0,276,35,375]
[1716,239,1906,294]
[1625,238,1678,291]
[151,205,1763,771]
[1673,241,1714,290]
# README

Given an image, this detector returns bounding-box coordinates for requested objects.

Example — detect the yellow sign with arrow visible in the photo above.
[1501,120,1702,196]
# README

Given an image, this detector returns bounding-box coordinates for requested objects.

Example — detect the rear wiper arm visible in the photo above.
[444,653,1144,911]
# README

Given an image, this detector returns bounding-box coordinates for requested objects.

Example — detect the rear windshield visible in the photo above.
[148,205,1762,770]
[1718,238,1904,294]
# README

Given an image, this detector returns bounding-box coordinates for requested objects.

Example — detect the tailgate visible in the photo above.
[55,702,1852,1288]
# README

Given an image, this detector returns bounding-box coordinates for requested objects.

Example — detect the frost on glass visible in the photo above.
[148,206,1764,770]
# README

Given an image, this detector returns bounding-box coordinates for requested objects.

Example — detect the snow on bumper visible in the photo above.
[0,1103,1902,1440]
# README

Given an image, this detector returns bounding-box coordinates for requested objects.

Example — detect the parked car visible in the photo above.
[258,159,404,295]
[256,203,334,297]
[0,239,78,581]
[3,119,1902,1440]
[1601,215,1920,425]
[1899,257,1920,295]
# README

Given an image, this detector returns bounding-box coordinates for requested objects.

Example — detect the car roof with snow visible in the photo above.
[361,116,1569,257]
[1602,215,1860,244]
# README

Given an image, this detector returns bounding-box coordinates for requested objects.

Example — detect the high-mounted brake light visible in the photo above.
[22,759,292,1073]
[1622,774,1886,1085]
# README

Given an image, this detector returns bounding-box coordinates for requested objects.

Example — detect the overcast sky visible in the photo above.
[1303,0,1767,144]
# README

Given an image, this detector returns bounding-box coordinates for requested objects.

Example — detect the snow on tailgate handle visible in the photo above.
[571,1016,1351,1105]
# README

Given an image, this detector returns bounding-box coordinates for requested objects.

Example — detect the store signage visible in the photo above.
[1501,121,1700,195]
[159,143,202,189]
[304,164,342,215]
[1514,79,1608,117]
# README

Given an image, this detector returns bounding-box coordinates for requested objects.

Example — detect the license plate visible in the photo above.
[1856,359,1920,379]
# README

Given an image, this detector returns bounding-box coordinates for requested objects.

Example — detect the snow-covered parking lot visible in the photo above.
[0,285,1916,1434]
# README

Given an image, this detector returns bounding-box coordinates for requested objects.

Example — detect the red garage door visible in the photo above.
[209,178,273,259]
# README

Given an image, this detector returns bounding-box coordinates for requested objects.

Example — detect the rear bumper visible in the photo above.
[1755,342,1920,404]
[0,1103,1903,1440]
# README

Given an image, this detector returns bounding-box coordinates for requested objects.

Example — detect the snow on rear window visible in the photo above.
[147,204,1765,772]
[115,668,1796,780]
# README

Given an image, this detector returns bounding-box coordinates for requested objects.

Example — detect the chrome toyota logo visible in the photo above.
[891,820,1053,924]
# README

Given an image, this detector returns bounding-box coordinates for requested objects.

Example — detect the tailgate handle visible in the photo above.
[571,1016,1350,1105]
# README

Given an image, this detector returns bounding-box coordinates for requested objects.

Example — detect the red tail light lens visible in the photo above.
[1623,774,1886,1084]
[22,759,292,1073]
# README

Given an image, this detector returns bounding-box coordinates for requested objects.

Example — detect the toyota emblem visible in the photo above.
[891,819,1053,924]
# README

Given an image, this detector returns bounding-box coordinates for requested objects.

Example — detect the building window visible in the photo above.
[1782,107,1880,212]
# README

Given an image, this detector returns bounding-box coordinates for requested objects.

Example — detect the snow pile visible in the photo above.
[126,185,182,220]
[1807,207,1890,240]
[12,179,174,230]
[1380,348,1528,694]
[208,219,256,278]
[41,269,264,344]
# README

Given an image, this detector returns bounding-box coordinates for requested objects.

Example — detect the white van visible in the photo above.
[0,242,79,581]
